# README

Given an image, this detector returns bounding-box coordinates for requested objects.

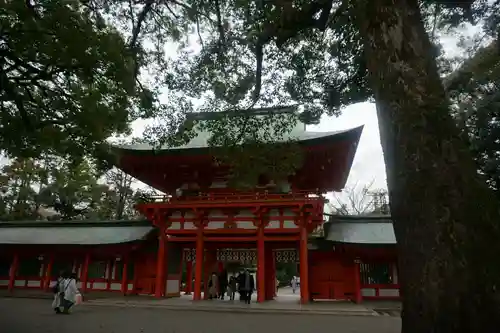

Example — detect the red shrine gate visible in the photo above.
[136,192,323,303]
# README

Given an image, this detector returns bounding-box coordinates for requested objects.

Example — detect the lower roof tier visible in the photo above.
[0,216,395,245]
[109,126,363,194]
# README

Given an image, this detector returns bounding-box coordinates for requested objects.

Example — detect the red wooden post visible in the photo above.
[299,226,310,304]
[121,257,128,295]
[155,230,168,298]
[217,261,224,273]
[193,229,204,301]
[44,256,54,291]
[132,258,139,294]
[81,253,90,293]
[8,254,19,292]
[185,261,193,295]
[257,227,266,303]
[204,250,216,299]
[272,251,277,297]
[106,260,113,291]
[353,260,362,303]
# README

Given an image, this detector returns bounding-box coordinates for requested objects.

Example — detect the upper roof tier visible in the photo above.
[109,107,363,193]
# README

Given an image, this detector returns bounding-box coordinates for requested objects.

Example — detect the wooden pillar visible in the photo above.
[193,229,204,301]
[272,251,277,297]
[81,253,90,293]
[353,260,362,303]
[155,230,168,298]
[185,261,193,295]
[392,262,399,284]
[43,256,54,291]
[299,226,310,304]
[8,254,19,292]
[106,260,113,291]
[132,258,139,294]
[204,250,216,299]
[217,261,224,273]
[257,227,266,303]
[264,247,275,300]
[121,257,128,295]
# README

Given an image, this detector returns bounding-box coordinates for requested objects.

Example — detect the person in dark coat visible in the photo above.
[218,269,228,300]
[240,269,255,304]
[228,276,237,300]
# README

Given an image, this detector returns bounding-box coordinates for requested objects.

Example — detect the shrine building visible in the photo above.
[0,106,400,304]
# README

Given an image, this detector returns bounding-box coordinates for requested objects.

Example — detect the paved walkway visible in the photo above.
[86,293,376,316]
[0,298,402,333]
[0,287,401,317]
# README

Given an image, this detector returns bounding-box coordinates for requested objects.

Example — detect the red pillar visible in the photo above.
[353,260,362,303]
[204,250,216,299]
[121,257,128,295]
[257,227,266,303]
[299,226,310,304]
[193,229,204,301]
[106,260,113,291]
[217,261,224,273]
[272,251,277,297]
[185,261,193,295]
[155,231,168,298]
[43,256,54,291]
[8,254,19,292]
[81,253,90,293]
[264,247,275,300]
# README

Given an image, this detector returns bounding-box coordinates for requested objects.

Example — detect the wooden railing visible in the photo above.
[138,191,325,204]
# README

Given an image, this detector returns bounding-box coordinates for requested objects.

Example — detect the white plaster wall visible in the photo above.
[27,280,41,287]
[92,282,106,289]
[205,222,225,229]
[236,221,257,229]
[361,288,376,297]
[166,279,180,294]
[379,289,399,297]
[110,283,121,291]
[266,221,280,229]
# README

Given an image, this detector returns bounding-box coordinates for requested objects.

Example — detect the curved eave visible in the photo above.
[108,126,364,157]
[324,216,396,244]
[0,220,155,245]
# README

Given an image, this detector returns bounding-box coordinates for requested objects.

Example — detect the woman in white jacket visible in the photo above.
[52,271,80,314]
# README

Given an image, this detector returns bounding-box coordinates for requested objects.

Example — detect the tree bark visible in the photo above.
[354,0,500,332]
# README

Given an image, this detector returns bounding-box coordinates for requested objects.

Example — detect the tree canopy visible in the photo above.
[0,156,144,221]
[2,1,500,332]
[0,0,155,159]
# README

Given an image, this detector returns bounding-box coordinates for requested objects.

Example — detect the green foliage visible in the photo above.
[0,0,153,160]
[448,40,500,196]
[0,156,141,221]
[0,158,46,220]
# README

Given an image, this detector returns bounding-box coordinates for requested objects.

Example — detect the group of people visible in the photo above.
[207,269,255,304]
[51,270,81,314]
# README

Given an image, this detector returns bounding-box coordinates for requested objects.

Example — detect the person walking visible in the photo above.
[208,272,218,300]
[291,276,298,294]
[218,269,228,300]
[228,276,237,301]
[241,269,255,304]
[51,271,65,314]
[52,271,79,314]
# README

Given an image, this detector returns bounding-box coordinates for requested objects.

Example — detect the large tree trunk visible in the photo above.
[354,0,500,332]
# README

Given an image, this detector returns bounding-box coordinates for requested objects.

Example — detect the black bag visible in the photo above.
[52,281,60,294]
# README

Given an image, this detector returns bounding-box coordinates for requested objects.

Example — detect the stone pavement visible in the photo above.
[86,293,377,316]
[0,287,401,317]
[0,298,402,333]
